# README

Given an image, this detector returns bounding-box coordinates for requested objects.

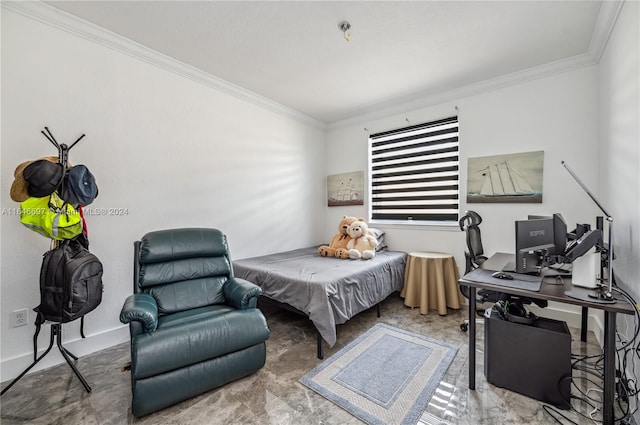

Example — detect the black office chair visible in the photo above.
[460,210,488,274]
[459,210,502,331]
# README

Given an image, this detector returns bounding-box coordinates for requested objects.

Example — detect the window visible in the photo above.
[369,116,459,224]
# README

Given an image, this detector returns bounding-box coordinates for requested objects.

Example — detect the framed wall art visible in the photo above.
[467,150,544,203]
[327,171,364,206]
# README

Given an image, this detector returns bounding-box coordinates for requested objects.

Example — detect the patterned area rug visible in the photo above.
[299,323,458,425]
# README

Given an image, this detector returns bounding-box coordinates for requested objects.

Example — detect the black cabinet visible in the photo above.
[484,314,572,408]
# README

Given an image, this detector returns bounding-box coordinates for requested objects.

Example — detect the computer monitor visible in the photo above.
[552,213,568,255]
[527,213,569,255]
[515,218,556,274]
[526,213,568,256]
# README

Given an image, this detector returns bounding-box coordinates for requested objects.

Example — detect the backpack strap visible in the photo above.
[80,316,86,338]
[33,312,44,361]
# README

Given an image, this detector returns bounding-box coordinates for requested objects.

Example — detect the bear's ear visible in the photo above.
[358,217,365,222]
[343,215,349,219]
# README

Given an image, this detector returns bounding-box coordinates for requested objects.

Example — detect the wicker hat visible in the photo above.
[10,156,65,202]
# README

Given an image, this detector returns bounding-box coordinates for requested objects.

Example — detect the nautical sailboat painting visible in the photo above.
[327,171,364,206]
[467,151,544,203]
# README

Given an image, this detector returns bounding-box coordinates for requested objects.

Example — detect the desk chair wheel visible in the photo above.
[460,309,487,332]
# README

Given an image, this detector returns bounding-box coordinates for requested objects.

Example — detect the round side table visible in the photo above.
[400,251,464,315]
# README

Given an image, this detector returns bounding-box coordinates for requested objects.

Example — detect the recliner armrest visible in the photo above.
[120,293,158,333]
[223,278,262,309]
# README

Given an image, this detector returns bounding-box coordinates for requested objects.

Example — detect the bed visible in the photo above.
[233,246,407,358]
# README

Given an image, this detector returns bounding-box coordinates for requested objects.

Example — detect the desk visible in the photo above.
[459,253,635,425]
[401,252,463,315]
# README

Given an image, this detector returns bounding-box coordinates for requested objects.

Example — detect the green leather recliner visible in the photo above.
[119,228,270,417]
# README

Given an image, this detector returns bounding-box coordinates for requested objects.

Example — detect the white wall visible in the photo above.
[1,9,326,381]
[322,1,639,350]
[598,2,640,421]
[599,0,640,304]
[325,67,602,329]
[325,67,601,269]
[3,1,637,386]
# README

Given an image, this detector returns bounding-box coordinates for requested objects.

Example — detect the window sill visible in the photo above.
[369,220,460,232]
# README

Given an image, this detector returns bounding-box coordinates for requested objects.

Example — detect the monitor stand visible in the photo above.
[565,286,617,304]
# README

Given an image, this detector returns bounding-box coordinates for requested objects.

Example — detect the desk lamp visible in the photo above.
[561,161,615,303]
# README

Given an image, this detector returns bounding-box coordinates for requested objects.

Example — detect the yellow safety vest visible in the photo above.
[20,192,83,240]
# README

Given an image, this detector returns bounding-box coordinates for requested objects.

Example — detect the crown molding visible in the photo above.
[1,1,327,131]
[3,0,623,132]
[588,0,625,62]
[327,53,597,131]
[328,1,624,131]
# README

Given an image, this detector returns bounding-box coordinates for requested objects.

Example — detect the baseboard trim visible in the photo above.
[0,325,129,383]
[2,303,606,383]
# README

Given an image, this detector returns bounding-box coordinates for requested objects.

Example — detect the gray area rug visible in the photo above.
[299,323,458,425]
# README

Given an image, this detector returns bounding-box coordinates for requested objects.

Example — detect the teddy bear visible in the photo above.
[346,219,379,260]
[318,215,360,259]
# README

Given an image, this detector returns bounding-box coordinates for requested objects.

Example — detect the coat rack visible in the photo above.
[1,127,91,397]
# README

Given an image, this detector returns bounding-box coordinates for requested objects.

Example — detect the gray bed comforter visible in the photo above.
[233,246,407,347]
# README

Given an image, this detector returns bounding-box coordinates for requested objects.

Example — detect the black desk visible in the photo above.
[459,253,635,425]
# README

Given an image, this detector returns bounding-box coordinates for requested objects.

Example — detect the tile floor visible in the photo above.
[1,294,608,424]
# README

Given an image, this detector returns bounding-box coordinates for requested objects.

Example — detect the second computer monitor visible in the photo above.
[525,213,568,256]
[515,218,556,274]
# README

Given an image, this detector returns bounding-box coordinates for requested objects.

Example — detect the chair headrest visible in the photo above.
[139,228,228,264]
[459,210,482,230]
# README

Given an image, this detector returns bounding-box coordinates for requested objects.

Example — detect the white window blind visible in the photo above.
[369,116,459,223]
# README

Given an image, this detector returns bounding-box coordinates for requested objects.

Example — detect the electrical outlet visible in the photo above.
[12,309,29,327]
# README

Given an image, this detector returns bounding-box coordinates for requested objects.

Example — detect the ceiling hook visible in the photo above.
[338,21,351,42]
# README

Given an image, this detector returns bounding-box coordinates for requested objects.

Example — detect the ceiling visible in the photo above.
[43,1,604,124]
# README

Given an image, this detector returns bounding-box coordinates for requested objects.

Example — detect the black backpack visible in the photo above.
[35,237,103,324]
